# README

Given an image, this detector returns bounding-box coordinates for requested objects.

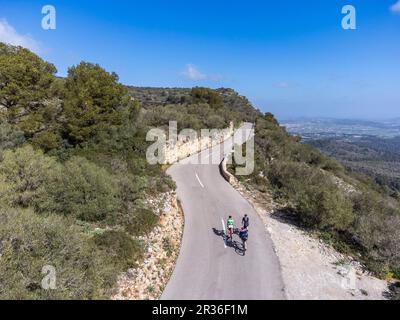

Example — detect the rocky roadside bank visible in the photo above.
[230,177,390,300]
[112,191,184,300]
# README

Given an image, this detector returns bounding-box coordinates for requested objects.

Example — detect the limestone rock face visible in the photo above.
[163,122,234,164]
[112,191,184,300]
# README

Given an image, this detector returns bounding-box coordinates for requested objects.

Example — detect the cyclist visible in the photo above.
[226,216,235,239]
[242,214,249,229]
[239,226,249,251]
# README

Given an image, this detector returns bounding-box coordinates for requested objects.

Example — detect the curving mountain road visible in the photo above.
[161,123,285,300]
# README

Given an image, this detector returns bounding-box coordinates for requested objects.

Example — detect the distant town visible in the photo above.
[281,118,400,140]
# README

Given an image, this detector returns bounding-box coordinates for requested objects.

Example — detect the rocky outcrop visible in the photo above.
[331,175,358,194]
[112,191,184,300]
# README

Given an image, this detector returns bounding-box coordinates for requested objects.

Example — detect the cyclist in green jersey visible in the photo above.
[227,216,234,239]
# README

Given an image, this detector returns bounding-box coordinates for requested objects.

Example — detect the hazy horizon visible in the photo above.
[278,115,400,122]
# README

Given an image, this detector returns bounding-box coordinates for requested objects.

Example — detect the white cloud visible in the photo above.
[180,64,227,83]
[274,82,290,88]
[390,0,400,13]
[0,19,41,53]
[181,64,207,81]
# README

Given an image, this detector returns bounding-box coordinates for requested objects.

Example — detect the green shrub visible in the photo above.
[318,231,352,255]
[94,230,143,270]
[0,123,25,149]
[30,130,61,152]
[321,157,344,173]
[355,207,400,274]
[0,205,114,299]
[0,145,58,207]
[125,208,159,236]
[0,146,122,222]
[266,161,354,231]
[298,187,354,231]
[37,156,120,222]
[191,87,224,109]
[393,267,400,280]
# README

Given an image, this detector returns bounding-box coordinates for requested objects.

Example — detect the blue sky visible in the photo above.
[0,0,399,120]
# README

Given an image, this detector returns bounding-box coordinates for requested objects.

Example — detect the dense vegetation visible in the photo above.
[0,43,172,299]
[230,113,400,281]
[128,86,259,131]
[309,137,400,195]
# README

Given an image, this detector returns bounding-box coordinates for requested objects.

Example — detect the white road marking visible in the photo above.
[195,173,204,188]
[221,218,227,248]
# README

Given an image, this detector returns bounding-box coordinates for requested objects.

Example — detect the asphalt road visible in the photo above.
[161,124,285,300]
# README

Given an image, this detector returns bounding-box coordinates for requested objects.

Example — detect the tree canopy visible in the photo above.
[62,62,139,145]
[0,43,57,124]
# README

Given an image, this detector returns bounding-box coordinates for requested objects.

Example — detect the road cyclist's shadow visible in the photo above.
[212,228,246,256]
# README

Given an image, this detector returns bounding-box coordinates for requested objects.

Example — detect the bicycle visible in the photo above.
[242,238,247,251]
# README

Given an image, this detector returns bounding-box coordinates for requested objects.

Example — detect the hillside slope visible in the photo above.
[309,137,400,194]
[229,114,400,288]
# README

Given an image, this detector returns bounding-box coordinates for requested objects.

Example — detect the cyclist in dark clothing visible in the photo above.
[239,227,249,251]
[242,214,249,228]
